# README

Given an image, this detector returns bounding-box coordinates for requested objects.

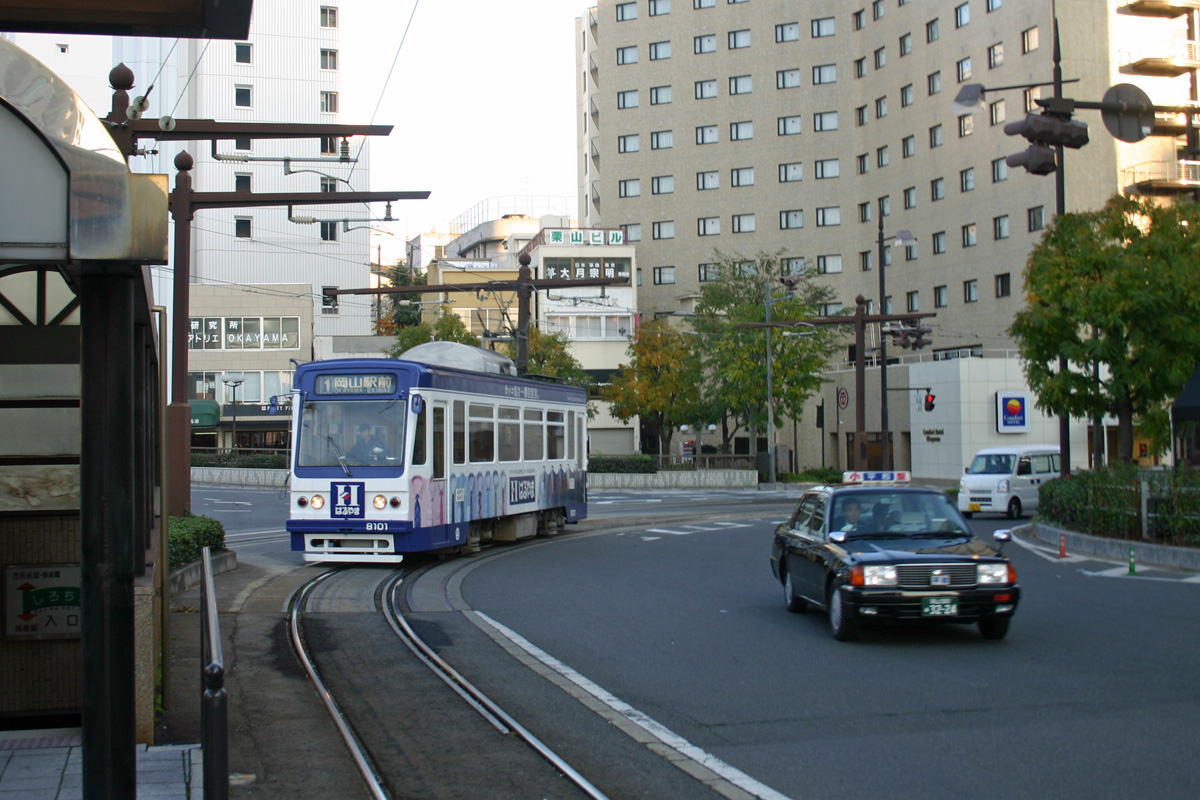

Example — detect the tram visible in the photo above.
[286,343,588,562]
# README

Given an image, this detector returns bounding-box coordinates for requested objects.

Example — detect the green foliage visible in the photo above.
[191,451,287,469]
[376,260,426,334]
[503,327,591,388]
[167,513,227,571]
[389,310,481,358]
[791,466,843,484]
[1010,195,1200,462]
[588,454,658,473]
[600,318,706,454]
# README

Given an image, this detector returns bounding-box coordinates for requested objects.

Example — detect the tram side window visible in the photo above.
[499,406,521,461]
[433,406,445,479]
[547,410,565,460]
[568,411,576,460]
[453,400,466,464]
[524,408,544,460]
[469,403,495,463]
[412,405,427,466]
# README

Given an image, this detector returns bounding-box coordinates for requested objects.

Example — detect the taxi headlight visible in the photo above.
[310,495,325,510]
[978,562,1010,584]
[862,565,898,586]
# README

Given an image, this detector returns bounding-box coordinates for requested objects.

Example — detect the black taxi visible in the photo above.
[769,472,1020,641]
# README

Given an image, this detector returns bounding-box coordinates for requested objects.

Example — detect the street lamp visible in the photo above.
[222,378,243,450]
[876,202,916,471]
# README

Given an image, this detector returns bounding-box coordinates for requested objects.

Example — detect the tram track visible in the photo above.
[287,558,610,800]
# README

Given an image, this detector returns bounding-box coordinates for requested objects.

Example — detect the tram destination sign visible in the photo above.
[314,373,397,395]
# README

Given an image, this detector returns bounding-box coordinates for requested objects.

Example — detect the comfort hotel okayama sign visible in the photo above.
[545,229,624,246]
[996,391,1031,433]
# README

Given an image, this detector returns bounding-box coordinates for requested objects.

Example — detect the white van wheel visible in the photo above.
[1006,497,1022,519]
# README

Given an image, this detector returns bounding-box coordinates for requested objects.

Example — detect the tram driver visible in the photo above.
[347,422,391,464]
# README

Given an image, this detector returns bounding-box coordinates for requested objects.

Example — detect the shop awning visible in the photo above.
[189,399,220,429]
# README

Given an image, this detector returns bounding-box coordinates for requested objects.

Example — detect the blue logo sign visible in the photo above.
[996,391,1031,433]
[331,482,366,518]
[509,475,537,506]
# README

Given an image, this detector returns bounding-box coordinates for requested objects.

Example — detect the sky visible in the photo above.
[344,0,594,261]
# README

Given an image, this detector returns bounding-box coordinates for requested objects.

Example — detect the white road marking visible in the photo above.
[475,612,794,800]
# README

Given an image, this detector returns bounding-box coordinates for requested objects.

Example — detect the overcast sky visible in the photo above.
[346,0,592,259]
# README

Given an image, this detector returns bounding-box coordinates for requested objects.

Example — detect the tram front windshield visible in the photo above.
[298,399,406,469]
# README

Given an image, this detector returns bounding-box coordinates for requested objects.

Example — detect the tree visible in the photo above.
[373,259,426,335]
[1010,194,1200,462]
[600,318,707,455]
[500,328,590,385]
[387,309,480,358]
[691,250,842,450]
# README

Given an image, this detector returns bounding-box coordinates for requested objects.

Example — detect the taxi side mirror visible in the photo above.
[830,530,848,544]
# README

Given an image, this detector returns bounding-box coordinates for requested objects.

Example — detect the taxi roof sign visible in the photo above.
[843,471,911,485]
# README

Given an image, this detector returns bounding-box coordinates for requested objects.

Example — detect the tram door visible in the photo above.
[430,402,450,543]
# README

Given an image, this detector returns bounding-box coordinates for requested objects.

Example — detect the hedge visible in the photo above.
[168,513,227,570]
[191,451,288,469]
[588,454,658,474]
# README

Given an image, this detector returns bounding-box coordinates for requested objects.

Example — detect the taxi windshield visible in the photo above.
[832,491,969,537]
[967,454,1016,474]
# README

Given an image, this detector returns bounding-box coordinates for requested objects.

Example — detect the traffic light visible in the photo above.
[923,393,936,412]
[1003,111,1089,175]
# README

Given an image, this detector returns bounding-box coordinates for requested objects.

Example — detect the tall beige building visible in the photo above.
[578,0,1196,475]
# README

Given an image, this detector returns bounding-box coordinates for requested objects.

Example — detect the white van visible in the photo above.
[957,445,1061,519]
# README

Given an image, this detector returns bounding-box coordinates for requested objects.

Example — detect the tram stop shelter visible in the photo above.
[0,35,170,793]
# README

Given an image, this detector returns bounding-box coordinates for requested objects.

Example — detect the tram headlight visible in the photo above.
[310,495,325,510]
[373,495,387,510]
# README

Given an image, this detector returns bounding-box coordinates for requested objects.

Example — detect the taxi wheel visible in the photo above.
[1006,498,1023,519]
[828,582,858,642]
[979,617,1010,640]
[783,570,807,613]
[963,511,974,519]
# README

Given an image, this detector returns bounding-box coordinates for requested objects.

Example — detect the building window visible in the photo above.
[959,114,973,137]
[855,57,867,78]
[618,134,640,152]
[1023,26,1039,53]
[856,106,869,126]
[619,179,641,198]
[901,84,914,106]
[779,162,803,182]
[653,267,676,285]
[903,136,916,158]
[859,251,873,271]
[320,91,338,113]
[989,0,1003,10]
[731,121,754,140]
[698,216,721,236]
[777,22,801,42]
[236,42,252,64]
[618,89,639,109]
[649,0,670,16]
[697,170,720,190]
[696,79,718,99]
[874,47,886,69]
[617,45,638,64]
[234,217,252,238]
[816,207,841,227]
[873,0,885,20]
[651,130,673,149]
[904,186,917,209]
[931,177,945,201]
[322,287,339,314]
[699,263,720,282]
[934,285,948,308]
[993,215,1010,240]
[928,71,942,95]
[962,223,978,247]
[877,146,889,167]
[927,18,940,42]
[781,210,804,229]
[320,6,337,27]
[814,111,838,131]
[730,75,753,95]
[961,167,975,192]
[653,221,675,239]
[876,96,888,118]
[651,85,672,105]
[696,125,719,144]
[320,176,339,193]
[235,173,251,192]
[900,33,913,56]
[906,291,920,313]
[616,1,637,20]
[235,85,252,107]
[732,213,755,233]
[964,279,979,303]
[815,158,839,179]
[989,43,1004,69]
[319,136,336,154]
[853,9,865,30]
[1028,205,1045,231]
[990,99,1006,125]
[778,115,802,136]
[320,221,338,241]
[778,69,802,89]
[652,175,674,194]
[1024,86,1042,113]
[995,273,1012,297]
[695,34,717,53]
[811,17,835,38]
[859,202,872,223]
[728,29,751,49]
[955,3,969,27]
[321,49,338,70]
[731,167,754,186]
[932,231,947,254]
[957,57,972,82]
[650,40,672,60]
[812,64,836,85]
[857,154,870,175]
[623,223,642,241]
[784,257,805,275]
[816,255,842,274]
[694,0,715,6]
[930,124,943,148]
[992,157,1008,182]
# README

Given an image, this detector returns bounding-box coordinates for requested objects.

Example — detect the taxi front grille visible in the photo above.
[896,563,977,588]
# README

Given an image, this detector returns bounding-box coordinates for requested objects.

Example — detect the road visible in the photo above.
[194,484,1200,799]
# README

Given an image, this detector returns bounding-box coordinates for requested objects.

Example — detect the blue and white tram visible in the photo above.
[286,345,588,562]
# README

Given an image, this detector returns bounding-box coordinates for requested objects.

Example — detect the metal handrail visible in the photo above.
[200,547,228,800]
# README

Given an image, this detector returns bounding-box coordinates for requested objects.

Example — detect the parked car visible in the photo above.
[770,473,1020,641]
[958,445,1060,519]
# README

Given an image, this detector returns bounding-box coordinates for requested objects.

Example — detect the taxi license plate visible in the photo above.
[968,503,981,512]
[922,597,958,616]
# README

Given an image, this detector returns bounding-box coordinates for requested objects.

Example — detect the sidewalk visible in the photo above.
[0,734,199,799]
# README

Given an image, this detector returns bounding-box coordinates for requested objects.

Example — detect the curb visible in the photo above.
[1027,521,1200,571]
[167,549,238,598]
